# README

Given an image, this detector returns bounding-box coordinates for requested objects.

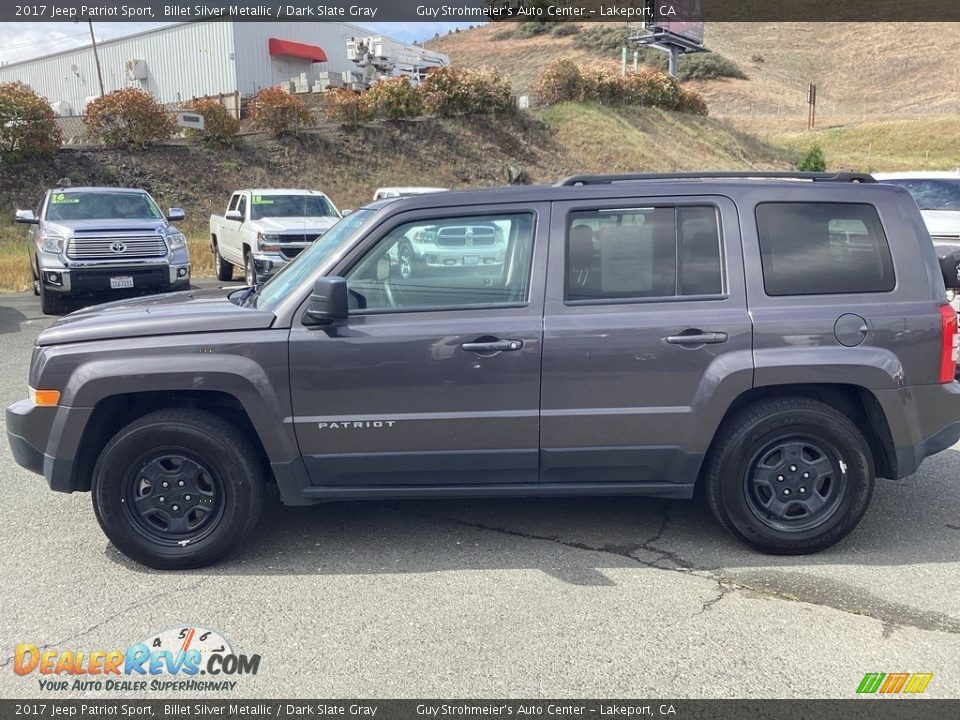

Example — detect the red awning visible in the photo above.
[268,38,327,63]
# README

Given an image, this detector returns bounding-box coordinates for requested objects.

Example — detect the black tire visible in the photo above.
[39,281,65,315]
[397,241,416,280]
[213,241,233,282]
[244,250,255,287]
[91,409,264,569]
[705,397,874,555]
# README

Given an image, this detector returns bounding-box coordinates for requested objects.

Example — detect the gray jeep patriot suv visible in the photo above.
[8,172,960,569]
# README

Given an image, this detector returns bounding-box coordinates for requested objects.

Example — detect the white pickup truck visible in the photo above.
[209,189,341,285]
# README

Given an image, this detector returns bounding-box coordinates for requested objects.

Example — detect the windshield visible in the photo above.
[250,194,338,220]
[45,191,164,222]
[881,179,960,211]
[254,209,375,311]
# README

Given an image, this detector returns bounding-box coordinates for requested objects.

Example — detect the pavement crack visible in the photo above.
[393,506,960,637]
[695,582,735,617]
[0,577,211,670]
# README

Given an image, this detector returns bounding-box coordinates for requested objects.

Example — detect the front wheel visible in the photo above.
[705,397,874,555]
[91,409,264,569]
[39,281,65,315]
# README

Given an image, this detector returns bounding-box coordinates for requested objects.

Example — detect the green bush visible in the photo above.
[533,60,708,115]
[0,82,61,163]
[320,88,374,124]
[550,23,581,37]
[798,144,827,172]
[420,67,513,117]
[249,86,313,134]
[572,25,628,55]
[184,98,239,145]
[531,58,583,105]
[366,77,423,120]
[84,88,174,149]
[493,22,550,40]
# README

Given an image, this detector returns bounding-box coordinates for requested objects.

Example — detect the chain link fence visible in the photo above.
[49,96,384,148]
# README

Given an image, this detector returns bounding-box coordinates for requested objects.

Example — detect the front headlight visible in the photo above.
[257,232,281,252]
[37,233,65,254]
[167,232,186,251]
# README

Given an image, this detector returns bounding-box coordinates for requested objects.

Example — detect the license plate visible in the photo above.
[110,276,134,289]
[463,256,479,265]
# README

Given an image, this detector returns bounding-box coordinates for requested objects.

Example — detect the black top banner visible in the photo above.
[7,0,960,23]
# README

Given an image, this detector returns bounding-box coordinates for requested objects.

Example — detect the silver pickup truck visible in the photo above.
[16,186,191,315]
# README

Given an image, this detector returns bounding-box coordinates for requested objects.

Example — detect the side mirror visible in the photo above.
[167,207,186,222]
[936,244,960,290]
[303,276,348,326]
[225,209,243,221]
[341,209,353,216]
[15,209,38,224]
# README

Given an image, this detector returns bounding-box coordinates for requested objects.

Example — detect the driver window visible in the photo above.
[345,212,536,312]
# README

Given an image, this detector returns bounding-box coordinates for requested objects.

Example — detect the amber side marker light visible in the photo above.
[30,388,60,406]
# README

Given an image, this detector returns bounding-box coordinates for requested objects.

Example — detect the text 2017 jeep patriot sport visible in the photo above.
[8,172,960,569]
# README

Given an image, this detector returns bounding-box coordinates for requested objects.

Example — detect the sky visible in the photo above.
[0,22,472,65]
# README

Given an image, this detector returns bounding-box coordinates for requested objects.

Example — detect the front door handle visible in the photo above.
[461,339,524,353]
[665,331,728,345]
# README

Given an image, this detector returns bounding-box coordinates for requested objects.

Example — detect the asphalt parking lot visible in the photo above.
[1,285,959,700]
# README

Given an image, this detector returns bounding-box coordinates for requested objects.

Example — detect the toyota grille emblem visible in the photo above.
[110,242,127,254]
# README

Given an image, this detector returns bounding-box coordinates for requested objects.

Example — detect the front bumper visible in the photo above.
[40,262,191,294]
[6,399,92,493]
[413,245,506,269]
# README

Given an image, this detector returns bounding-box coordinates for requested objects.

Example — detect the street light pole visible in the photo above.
[88,20,105,97]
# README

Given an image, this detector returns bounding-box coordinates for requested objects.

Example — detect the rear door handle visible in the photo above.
[665,332,728,345]
[461,339,524,353]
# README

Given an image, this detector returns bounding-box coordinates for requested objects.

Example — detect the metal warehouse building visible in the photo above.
[0,21,375,116]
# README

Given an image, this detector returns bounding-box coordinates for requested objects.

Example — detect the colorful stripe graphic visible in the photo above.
[857,672,933,694]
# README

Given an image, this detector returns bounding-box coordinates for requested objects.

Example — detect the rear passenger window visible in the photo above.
[566,206,723,302]
[756,203,895,296]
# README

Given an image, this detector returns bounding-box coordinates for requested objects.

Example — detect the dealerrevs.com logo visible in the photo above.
[13,626,260,693]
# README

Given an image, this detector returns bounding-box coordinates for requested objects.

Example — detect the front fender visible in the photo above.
[64,353,297,463]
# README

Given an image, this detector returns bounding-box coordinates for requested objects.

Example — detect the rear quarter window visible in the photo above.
[756,202,895,296]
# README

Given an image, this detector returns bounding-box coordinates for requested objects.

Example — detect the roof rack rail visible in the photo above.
[556,172,877,186]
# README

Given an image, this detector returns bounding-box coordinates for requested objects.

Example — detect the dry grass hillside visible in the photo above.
[430,22,960,120]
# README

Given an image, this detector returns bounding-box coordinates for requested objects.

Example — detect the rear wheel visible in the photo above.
[91,409,264,569]
[39,281,65,315]
[213,241,233,282]
[705,397,874,555]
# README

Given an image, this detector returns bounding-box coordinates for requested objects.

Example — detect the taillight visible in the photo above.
[939,304,958,383]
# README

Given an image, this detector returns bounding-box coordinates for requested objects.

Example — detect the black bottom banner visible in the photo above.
[3,700,960,720]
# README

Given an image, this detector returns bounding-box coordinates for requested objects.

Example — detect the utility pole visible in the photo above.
[88,20,105,97]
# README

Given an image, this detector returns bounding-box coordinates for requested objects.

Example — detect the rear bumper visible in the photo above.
[882,382,960,478]
[6,400,88,493]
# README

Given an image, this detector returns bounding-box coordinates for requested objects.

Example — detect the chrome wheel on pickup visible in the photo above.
[213,242,233,282]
